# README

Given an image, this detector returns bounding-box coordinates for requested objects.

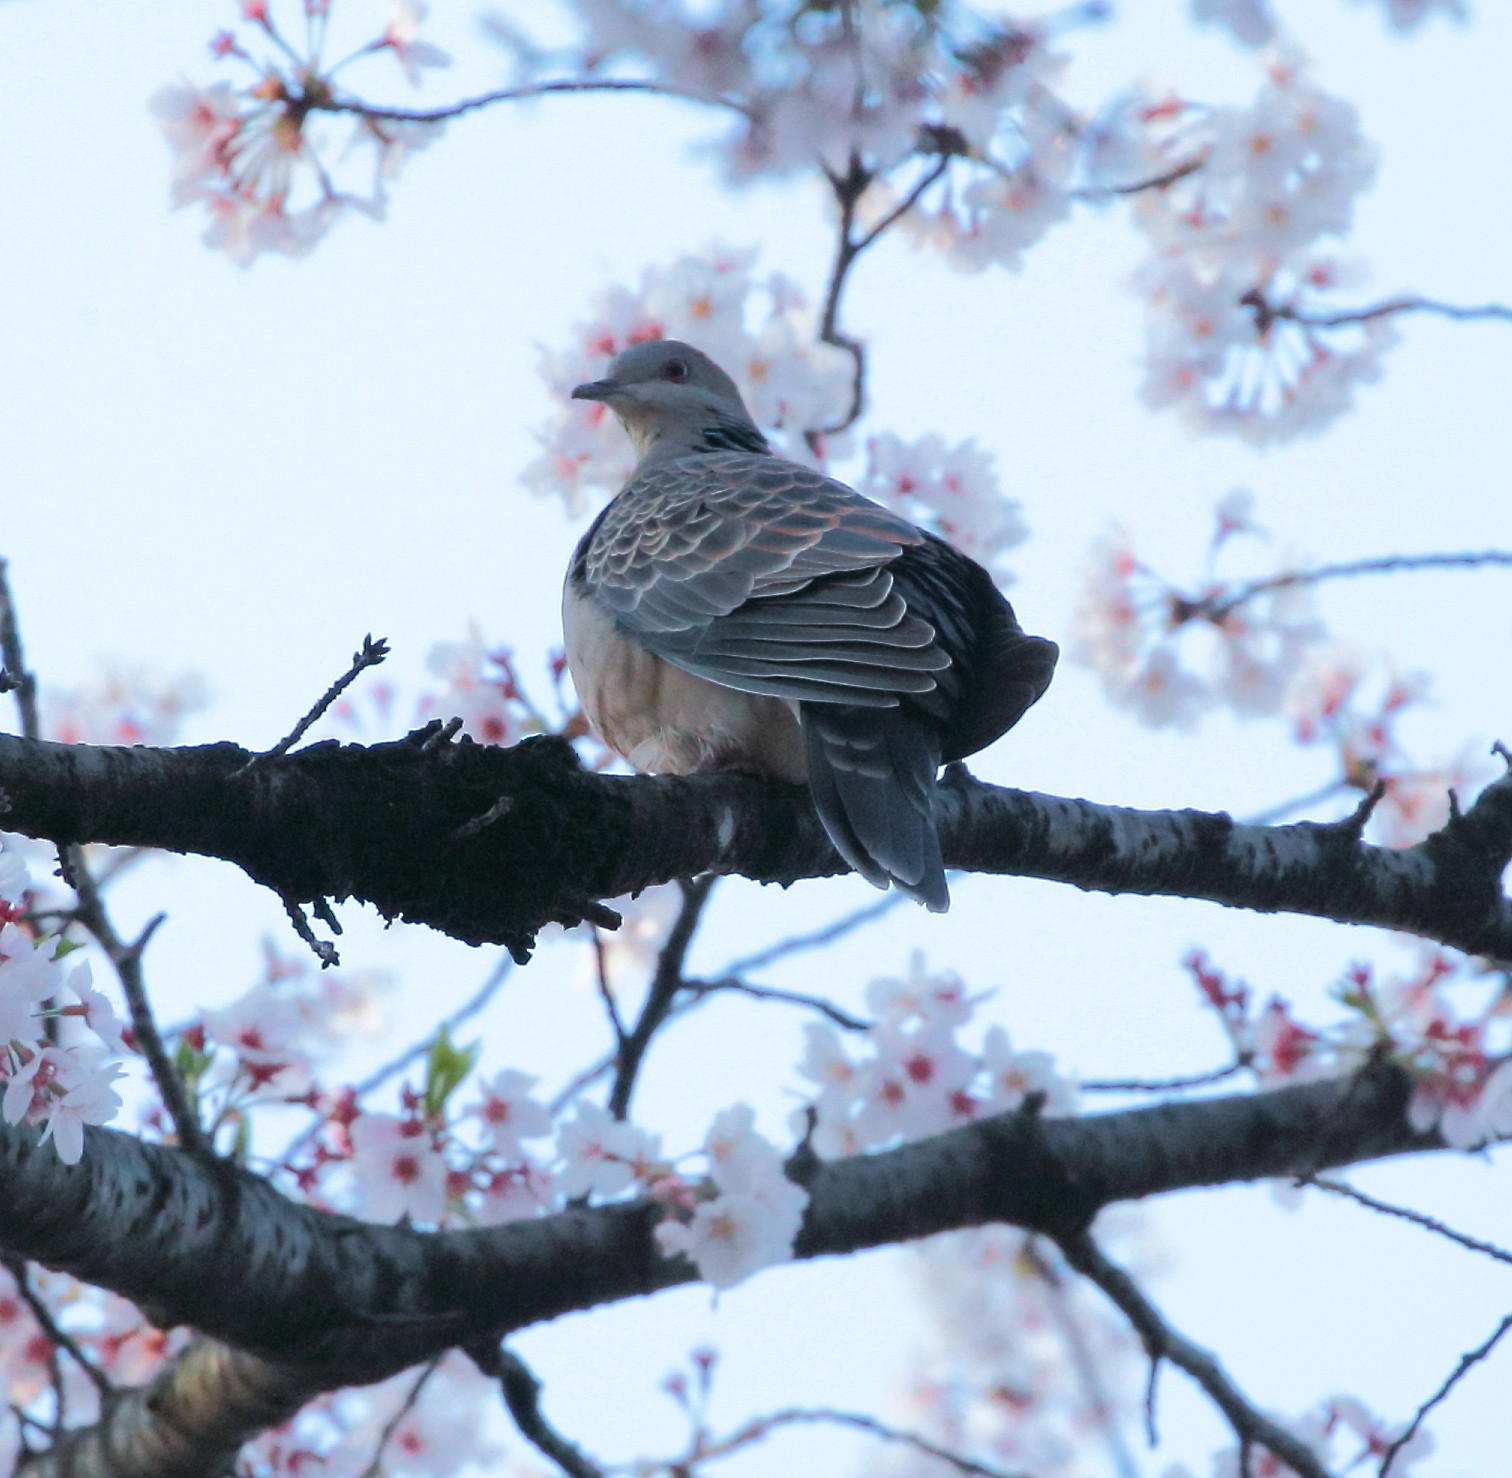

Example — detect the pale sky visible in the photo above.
[2,0,1511,1472]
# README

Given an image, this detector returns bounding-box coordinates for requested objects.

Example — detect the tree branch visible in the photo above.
[0,1064,1443,1474]
[608,875,716,1120]
[1057,1231,1330,1478]
[2,731,1509,964]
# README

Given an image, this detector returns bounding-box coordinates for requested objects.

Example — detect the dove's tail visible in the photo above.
[799,701,949,912]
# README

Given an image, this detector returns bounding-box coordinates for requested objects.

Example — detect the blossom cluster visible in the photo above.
[1072,490,1488,844]
[526,0,1086,272]
[1120,51,1392,443]
[0,845,127,1163]
[1187,947,1512,1150]
[150,0,447,265]
[796,952,1077,1159]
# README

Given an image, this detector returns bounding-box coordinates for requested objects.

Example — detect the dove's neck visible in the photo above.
[627,410,771,466]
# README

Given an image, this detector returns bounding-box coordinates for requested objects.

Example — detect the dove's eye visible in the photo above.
[662,358,690,382]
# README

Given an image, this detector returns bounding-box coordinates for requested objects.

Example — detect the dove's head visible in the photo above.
[572,339,769,462]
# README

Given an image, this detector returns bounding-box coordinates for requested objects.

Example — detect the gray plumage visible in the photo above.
[562,339,1057,911]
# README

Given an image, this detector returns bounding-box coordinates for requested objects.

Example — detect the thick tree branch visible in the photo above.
[0,731,1509,963]
[0,1066,1434,1378]
[0,1064,1444,1474]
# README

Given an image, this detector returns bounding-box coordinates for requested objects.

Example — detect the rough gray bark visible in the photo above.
[0,729,1508,963]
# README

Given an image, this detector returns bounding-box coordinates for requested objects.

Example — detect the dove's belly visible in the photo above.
[563,581,806,783]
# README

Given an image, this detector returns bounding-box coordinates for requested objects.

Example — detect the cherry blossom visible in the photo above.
[859,432,1029,573]
[1123,52,1389,443]
[41,661,207,747]
[555,1099,662,1199]
[417,627,535,745]
[468,1067,551,1158]
[348,1111,449,1224]
[801,955,1076,1157]
[654,1104,809,1289]
[151,3,447,265]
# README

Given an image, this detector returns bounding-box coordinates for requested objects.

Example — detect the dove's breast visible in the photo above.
[562,577,807,784]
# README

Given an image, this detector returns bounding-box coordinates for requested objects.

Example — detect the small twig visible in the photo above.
[472,1342,604,1478]
[1274,294,1512,331]
[592,933,627,1045]
[1073,153,1204,199]
[1241,780,1352,829]
[811,153,873,442]
[1301,1175,1512,1267]
[237,635,389,775]
[323,75,745,126]
[279,891,341,969]
[65,851,206,1153]
[852,155,952,255]
[607,875,717,1121]
[1379,1312,1512,1476]
[666,1406,1026,1478]
[1020,1241,1141,1478]
[1082,1054,1251,1094]
[1,1257,114,1403]
[719,891,906,977]
[1199,550,1512,624]
[681,976,870,1032]
[358,1357,442,1478]
[1059,1230,1331,1478]
[452,794,515,840]
[0,558,41,740]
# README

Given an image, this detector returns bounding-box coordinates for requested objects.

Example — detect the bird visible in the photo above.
[562,338,1057,912]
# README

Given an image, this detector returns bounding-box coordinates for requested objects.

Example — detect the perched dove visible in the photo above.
[562,339,1057,911]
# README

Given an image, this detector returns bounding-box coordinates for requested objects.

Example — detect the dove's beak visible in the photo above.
[571,378,618,403]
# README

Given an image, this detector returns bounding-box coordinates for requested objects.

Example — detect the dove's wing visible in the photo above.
[576,451,951,708]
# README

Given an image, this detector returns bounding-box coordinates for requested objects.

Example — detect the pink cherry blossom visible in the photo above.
[349,1112,448,1224]
[469,1068,551,1158]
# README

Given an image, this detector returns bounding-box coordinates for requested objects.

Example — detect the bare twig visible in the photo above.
[0,559,40,740]
[666,1406,1026,1478]
[323,76,744,125]
[358,1358,442,1478]
[1271,294,1512,331]
[812,148,956,440]
[1240,780,1353,829]
[1379,1312,1512,1476]
[1058,1230,1331,1478]
[607,875,717,1121]
[719,891,906,976]
[65,852,206,1154]
[1301,1175,1512,1268]
[681,975,870,1031]
[1,1256,114,1403]
[1021,1241,1141,1478]
[1082,1054,1251,1094]
[591,932,628,1046]
[472,1342,604,1478]
[1193,550,1512,624]
[1072,153,1204,199]
[279,891,341,969]
[237,634,389,774]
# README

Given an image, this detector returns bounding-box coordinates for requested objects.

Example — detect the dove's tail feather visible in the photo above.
[800,701,949,912]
